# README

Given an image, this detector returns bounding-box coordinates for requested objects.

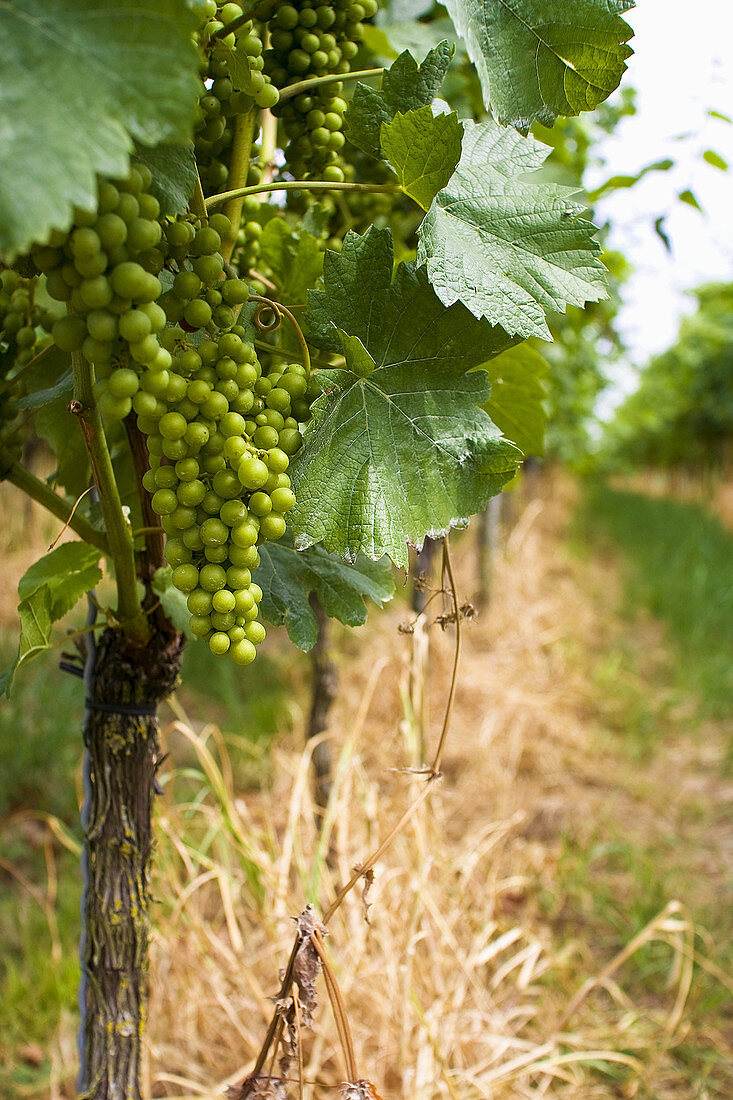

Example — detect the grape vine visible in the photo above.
[0,0,635,1095]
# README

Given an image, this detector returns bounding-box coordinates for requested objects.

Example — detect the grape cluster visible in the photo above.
[29,163,312,663]
[195,1,279,197]
[0,267,57,367]
[142,336,310,664]
[266,0,378,180]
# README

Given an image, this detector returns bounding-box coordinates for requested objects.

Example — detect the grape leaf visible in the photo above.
[15,367,73,411]
[346,41,454,159]
[417,119,607,340]
[381,107,463,211]
[31,348,90,496]
[294,227,521,567]
[0,0,200,259]
[442,0,633,133]
[256,537,395,651]
[133,143,197,216]
[1,585,56,698]
[259,219,324,306]
[18,542,102,620]
[481,344,549,455]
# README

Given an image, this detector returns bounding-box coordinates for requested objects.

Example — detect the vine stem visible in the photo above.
[277,66,384,103]
[69,349,148,643]
[221,109,257,263]
[206,179,400,209]
[430,535,461,775]
[2,460,109,554]
[310,929,358,1082]
[237,534,467,1087]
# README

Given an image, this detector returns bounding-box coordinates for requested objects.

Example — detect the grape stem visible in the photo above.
[250,294,311,375]
[221,109,257,264]
[206,179,400,208]
[1,459,109,554]
[277,67,385,104]
[69,349,149,644]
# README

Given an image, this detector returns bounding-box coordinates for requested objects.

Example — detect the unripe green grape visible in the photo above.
[200,517,229,545]
[164,538,192,567]
[212,469,241,498]
[231,521,259,548]
[259,512,287,541]
[223,436,248,464]
[252,425,279,449]
[183,525,204,551]
[159,411,188,440]
[172,564,199,592]
[230,639,257,665]
[199,563,227,592]
[154,466,178,489]
[248,491,272,517]
[220,498,248,526]
[271,486,296,513]
[173,270,202,300]
[129,333,161,365]
[244,621,266,645]
[212,589,236,614]
[177,479,206,507]
[238,455,269,488]
[162,437,189,461]
[108,368,140,398]
[190,615,213,637]
[226,566,251,590]
[151,488,178,515]
[209,632,231,656]
[278,427,302,455]
[119,309,152,342]
[168,504,197,530]
[86,309,118,342]
[211,610,236,631]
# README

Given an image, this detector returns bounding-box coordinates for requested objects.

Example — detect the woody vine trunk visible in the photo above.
[79,624,184,1100]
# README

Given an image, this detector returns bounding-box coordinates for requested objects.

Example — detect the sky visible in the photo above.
[587,0,733,408]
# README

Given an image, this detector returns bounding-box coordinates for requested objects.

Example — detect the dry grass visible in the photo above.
[103,472,728,1100]
[3,468,729,1098]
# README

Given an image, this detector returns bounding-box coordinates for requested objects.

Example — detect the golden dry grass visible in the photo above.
[3,469,730,1099]
[100,472,728,1100]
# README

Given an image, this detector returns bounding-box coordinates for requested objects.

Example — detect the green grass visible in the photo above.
[575,482,733,723]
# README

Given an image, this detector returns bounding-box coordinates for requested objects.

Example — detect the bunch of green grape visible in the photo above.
[265,0,378,180]
[195,1,279,197]
[140,330,310,664]
[0,267,57,367]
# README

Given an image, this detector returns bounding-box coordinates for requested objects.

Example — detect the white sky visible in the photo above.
[586,0,733,407]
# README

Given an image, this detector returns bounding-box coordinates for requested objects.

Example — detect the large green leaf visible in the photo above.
[346,42,454,159]
[417,120,607,340]
[381,107,463,211]
[442,0,633,132]
[256,538,395,651]
[294,228,521,567]
[0,0,200,259]
[17,541,103,620]
[481,344,549,455]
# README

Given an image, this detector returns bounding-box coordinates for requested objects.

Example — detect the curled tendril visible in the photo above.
[252,301,280,332]
[249,294,311,375]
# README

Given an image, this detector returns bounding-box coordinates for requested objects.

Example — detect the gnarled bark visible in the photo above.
[79,624,184,1100]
